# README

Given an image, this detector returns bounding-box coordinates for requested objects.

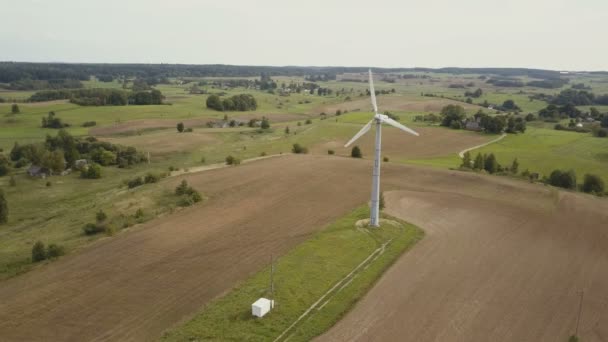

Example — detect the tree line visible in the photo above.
[28,88,164,106]
[460,152,605,196]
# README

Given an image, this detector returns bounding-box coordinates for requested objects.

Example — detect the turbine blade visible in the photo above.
[344,119,374,147]
[381,116,420,136]
[369,69,378,113]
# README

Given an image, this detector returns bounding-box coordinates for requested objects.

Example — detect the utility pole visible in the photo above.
[575,290,584,337]
[270,254,274,308]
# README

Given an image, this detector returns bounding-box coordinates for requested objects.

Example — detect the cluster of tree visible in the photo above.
[96,74,114,82]
[31,241,65,262]
[548,89,608,106]
[175,180,202,206]
[206,94,257,111]
[526,79,569,89]
[486,78,525,87]
[460,152,512,174]
[496,99,521,112]
[539,103,582,120]
[28,88,163,106]
[440,105,467,129]
[9,130,145,176]
[366,88,395,96]
[464,88,483,98]
[41,111,69,129]
[305,73,337,82]
[547,169,606,195]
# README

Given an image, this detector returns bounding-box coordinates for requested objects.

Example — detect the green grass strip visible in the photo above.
[162,206,423,341]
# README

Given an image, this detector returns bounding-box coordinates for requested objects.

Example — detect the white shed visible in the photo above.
[252,298,274,318]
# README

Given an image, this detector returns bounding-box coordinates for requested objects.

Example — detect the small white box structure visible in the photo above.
[252,298,274,318]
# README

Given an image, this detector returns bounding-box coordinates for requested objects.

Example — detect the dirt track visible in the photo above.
[0,155,607,341]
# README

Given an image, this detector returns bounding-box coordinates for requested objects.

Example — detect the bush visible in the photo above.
[82,121,97,127]
[292,143,308,154]
[597,128,607,138]
[582,174,605,194]
[46,181,52,187]
[96,209,107,223]
[83,223,105,235]
[383,156,389,162]
[144,173,160,184]
[305,119,312,124]
[81,163,102,179]
[127,176,144,188]
[351,146,362,158]
[32,241,47,262]
[200,156,206,164]
[177,122,184,133]
[549,169,577,190]
[327,149,335,155]
[47,244,66,258]
[11,103,20,114]
[225,155,241,165]
[0,189,7,224]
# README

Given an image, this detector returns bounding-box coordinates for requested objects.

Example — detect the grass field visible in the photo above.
[161,206,423,342]
[410,126,608,184]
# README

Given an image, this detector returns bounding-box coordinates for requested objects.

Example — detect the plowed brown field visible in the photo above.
[0,155,606,341]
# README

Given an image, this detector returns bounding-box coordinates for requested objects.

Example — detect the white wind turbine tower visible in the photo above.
[344,70,420,227]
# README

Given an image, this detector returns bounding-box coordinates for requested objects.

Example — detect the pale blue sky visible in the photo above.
[1,0,606,71]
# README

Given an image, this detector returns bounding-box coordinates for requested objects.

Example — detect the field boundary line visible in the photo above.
[272,238,393,342]
[458,133,506,158]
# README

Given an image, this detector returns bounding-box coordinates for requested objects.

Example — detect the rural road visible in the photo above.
[0,155,607,341]
[458,133,506,158]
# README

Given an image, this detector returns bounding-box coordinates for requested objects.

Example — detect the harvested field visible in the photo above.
[316,96,480,114]
[319,182,608,341]
[90,113,307,136]
[0,155,607,341]
[311,126,494,159]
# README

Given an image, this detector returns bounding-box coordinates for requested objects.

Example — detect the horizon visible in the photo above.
[0,61,605,73]
[2,0,607,71]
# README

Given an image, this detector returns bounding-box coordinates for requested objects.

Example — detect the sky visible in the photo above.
[1,0,606,71]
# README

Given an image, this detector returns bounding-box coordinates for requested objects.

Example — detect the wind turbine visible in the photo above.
[344,70,420,227]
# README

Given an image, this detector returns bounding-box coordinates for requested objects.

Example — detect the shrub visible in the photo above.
[128,177,144,188]
[292,143,308,154]
[32,241,47,262]
[177,122,184,133]
[225,155,235,165]
[260,152,267,156]
[175,180,189,195]
[582,174,605,194]
[46,181,52,187]
[383,156,389,162]
[144,173,160,184]
[0,189,7,224]
[47,244,66,258]
[305,119,312,124]
[549,169,577,190]
[260,117,270,129]
[200,156,206,164]
[597,128,607,138]
[9,175,16,187]
[96,210,107,223]
[185,127,193,132]
[327,149,335,155]
[351,146,362,158]
[82,121,97,127]
[81,163,102,179]
[11,103,20,114]
[83,222,105,235]
[379,193,385,210]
